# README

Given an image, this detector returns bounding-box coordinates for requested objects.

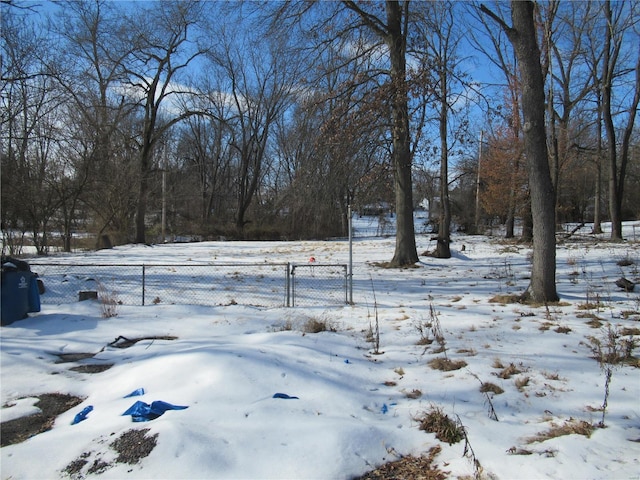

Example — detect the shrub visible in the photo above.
[417,406,465,445]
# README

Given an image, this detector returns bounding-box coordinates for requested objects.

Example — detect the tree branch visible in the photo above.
[342,0,389,38]
[479,3,515,40]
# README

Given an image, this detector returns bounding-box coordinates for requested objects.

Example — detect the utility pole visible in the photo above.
[475,130,483,233]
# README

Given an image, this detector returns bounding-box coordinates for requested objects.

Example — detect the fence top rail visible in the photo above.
[28,262,291,268]
[290,263,347,267]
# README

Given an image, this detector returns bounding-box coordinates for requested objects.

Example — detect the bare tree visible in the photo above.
[414,1,469,258]
[206,24,297,236]
[1,8,64,254]
[342,0,418,266]
[544,2,603,226]
[121,1,207,244]
[471,2,527,239]
[601,0,640,241]
[51,0,137,249]
[481,1,559,303]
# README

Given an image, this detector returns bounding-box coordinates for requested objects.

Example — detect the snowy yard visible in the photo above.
[1,227,639,479]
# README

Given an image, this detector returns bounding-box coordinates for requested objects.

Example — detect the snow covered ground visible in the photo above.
[1,224,639,479]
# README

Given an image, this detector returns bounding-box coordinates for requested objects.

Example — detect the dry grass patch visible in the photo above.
[303,317,337,333]
[578,302,604,311]
[621,310,640,320]
[489,294,521,305]
[497,363,521,379]
[555,326,572,334]
[479,382,504,395]
[515,376,530,391]
[620,327,640,336]
[526,418,595,444]
[373,261,420,269]
[428,357,467,371]
[404,389,422,399]
[275,316,338,334]
[456,348,477,356]
[542,371,562,381]
[581,315,604,328]
[416,406,465,445]
[616,257,635,267]
[353,445,447,480]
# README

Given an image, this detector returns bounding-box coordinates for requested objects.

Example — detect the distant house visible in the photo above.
[360,202,392,217]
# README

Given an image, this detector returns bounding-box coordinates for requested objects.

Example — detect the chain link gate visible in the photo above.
[289,263,348,307]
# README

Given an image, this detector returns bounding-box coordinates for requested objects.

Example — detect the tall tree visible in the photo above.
[481,1,559,303]
[415,1,468,258]
[545,2,602,225]
[471,2,527,239]
[206,21,297,236]
[343,0,418,266]
[1,7,63,254]
[601,0,640,241]
[123,0,206,244]
[54,0,135,249]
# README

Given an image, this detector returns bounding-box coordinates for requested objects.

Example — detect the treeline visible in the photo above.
[1,1,638,255]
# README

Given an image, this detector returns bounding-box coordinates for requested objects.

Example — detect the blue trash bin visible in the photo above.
[28,274,41,314]
[1,270,37,326]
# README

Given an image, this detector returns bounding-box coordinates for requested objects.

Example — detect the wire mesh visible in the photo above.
[142,264,289,307]
[29,264,143,306]
[290,264,348,307]
[29,262,348,308]
[30,263,290,308]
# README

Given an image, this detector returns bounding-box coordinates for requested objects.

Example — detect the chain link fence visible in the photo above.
[29,262,349,308]
[290,264,348,307]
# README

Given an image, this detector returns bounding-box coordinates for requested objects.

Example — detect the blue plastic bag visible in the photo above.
[122,400,188,422]
[124,388,145,398]
[272,393,299,400]
[72,405,93,425]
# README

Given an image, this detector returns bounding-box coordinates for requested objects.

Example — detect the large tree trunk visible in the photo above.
[593,91,604,234]
[601,1,622,241]
[510,2,558,302]
[135,124,154,244]
[386,1,418,266]
[482,1,558,302]
[601,1,640,241]
[342,0,418,266]
[435,97,451,258]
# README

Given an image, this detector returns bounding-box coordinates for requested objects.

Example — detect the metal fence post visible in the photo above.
[290,263,296,307]
[348,204,353,304]
[142,265,146,306]
[286,262,291,307]
[343,265,348,304]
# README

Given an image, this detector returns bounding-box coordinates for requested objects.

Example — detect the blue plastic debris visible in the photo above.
[381,403,397,414]
[272,393,299,400]
[72,405,94,425]
[122,400,188,422]
[124,388,145,398]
